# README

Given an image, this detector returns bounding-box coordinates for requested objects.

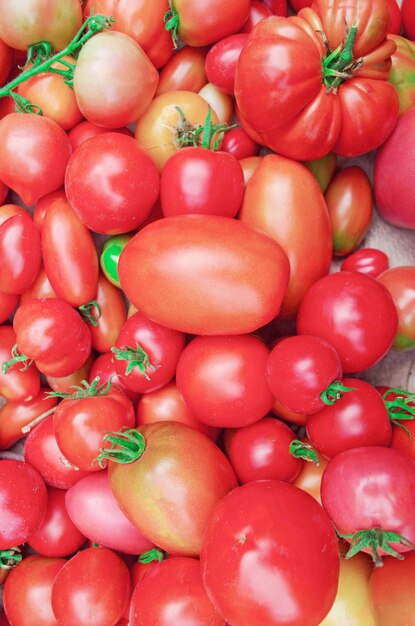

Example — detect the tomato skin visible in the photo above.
[297,271,398,373]
[241,0,273,33]
[402,0,415,41]
[0,459,48,549]
[3,556,65,626]
[198,82,233,122]
[306,379,392,458]
[304,152,337,193]
[88,352,139,403]
[388,35,415,116]
[0,113,72,206]
[89,274,126,354]
[220,127,259,159]
[65,133,160,235]
[129,557,225,626]
[65,471,154,555]
[119,215,290,335]
[0,388,57,450]
[51,547,131,626]
[340,247,389,278]
[377,266,415,351]
[369,551,415,625]
[239,153,332,319]
[156,45,208,95]
[0,214,41,295]
[67,121,133,151]
[41,199,98,307]
[201,480,339,626]
[0,291,17,324]
[45,355,93,395]
[325,166,373,256]
[263,0,288,15]
[205,34,249,95]
[0,203,29,226]
[0,37,11,87]
[0,325,40,402]
[223,417,303,483]
[107,422,238,556]
[160,147,244,218]
[293,450,329,504]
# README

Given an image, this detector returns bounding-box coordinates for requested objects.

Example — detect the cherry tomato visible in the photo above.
[88,352,139,403]
[241,0,273,33]
[67,120,133,151]
[156,45,208,95]
[89,274,126,354]
[0,325,40,402]
[369,551,415,625]
[0,388,57,450]
[297,271,398,373]
[220,126,259,159]
[377,266,415,351]
[402,0,415,41]
[0,214,41,295]
[340,247,389,278]
[205,34,249,95]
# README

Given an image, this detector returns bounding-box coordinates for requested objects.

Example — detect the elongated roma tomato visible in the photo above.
[118,215,290,335]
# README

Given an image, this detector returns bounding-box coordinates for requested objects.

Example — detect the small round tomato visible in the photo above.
[0,214,41,295]
[156,45,208,95]
[205,34,249,95]
[220,127,259,159]
[340,247,389,278]
[377,266,415,351]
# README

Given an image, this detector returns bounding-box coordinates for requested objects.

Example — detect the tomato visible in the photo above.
[306,379,392,458]
[104,422,237,555]
[402,0,415,41]
[65,132,160,235]
[99,234,133,289]
[325,166,373,256]
[0,291,18,327]
[119,214,290,335]
[388,35,415,115]
[0,38,11,87]
[112,311,185,394]
[33,188,67,229]
[88,352,139,403]
[391,419,415,463]
[220,127,259,159]
[293,449,329,504]
[27,487,85,558]
[239,154,332,318]
[0,388,57,450]
[198,82,233,122]
[386,0,402,34]
[51,547,131,626]
[0,459,47,549]
[239,155,262,183]
[321,447,415,563]
[377,266,415,351]
[0,325,40,402]
[234,6,398,160]
[65,471,154,555]
[205,34,249,95]
[89,274,126,354]
[303,153,337,193]
[340,247,389,278]
[46,355,93,395]
[201,480,339,626]
[3,555,65,626]
[374,107,415,229]
[160,146,244,217]
[369,551,415,625]
[223,417,303,483]
[297,271,398,373]
[0,0,82,51]
[41,198,98,307]
[156,45,207,95]
[271,398,307,426]
[84,0,173,69]
[263,0,288,15]
[67,121,133,151]
[0,203,28,225]
[241,0,273,33]
[12,298,92,377]
[24,415,90,490]
[53,384,135,472]
[129,557,225,626]
[0,113,72,206]
[73,31,159,128]
[165,0,251,47]
[0,214,41,295]
[136,381,219,440]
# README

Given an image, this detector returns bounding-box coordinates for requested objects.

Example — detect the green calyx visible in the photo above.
[175,106,236,151]
[138,548,166,564]
[46,376,112,400]
[383,387,415,439]
[289,440,320,466]
[111,344,159,380]
[320,380,356,406]
[97,428,146,467]
[164,0,180,49]
[78,300,102,328]
[321,24,363,93]
[337,526,415,567]
[0,14,115,114]
[2,344,31,375]
[0,547,22,569]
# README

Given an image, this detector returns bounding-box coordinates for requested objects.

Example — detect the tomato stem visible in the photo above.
[320,380,356,406]
[138,548,166,563]
[111,344,159,380]
[336,526,415,567]
[46,376,112,400]
[97,428,146,467]
[383,388,415,440]
[164,0,180,49]
[0,547,22,570]
[0,14,115,113]
[78,300,102,328]
[2,344,32,375]
[322,24,363,93]
[174,106,236,151]
[21,406,57,434]
[289,440,320,466]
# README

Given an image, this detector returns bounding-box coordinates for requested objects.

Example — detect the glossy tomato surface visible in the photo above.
[377,266,415,351]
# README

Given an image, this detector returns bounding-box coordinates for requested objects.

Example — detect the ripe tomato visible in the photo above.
[388,35,415,115]
[241,0,273,33]
[0,388,57,450]
[198,82,233,122]
[378,266,415,351]
[0,204,29,226]
[263,0,288,14]
[297,271,398,373]
[0,214,41,295]
[45,355,93,395]
[65,133,160,235]
[88,352,139,403]
[0,38,11,87]
[205,34,249,95]
[0,325,40,402]
[402,0,415,41]
[293,450,329,504]
[340,247,389,278]
[89,274,126,354]
[369,551,415,625]
[201,480,339,626]
[220,127,259,159]
[119,215,290,335]
[304,153,337,193]
[156,45,208,95]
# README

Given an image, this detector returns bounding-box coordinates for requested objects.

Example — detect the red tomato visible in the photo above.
[0,37,11,87]
[304,152,337,193]
[388,34,415,116]
[67,120,133,151]
[0,459,47,549]
[0,204,28,225]
[3,555,65,626]
[73,31,159,128]
[293,451,329,504]
[19,266,55,303]
[65,471,154,555]
[201,480,339,626]
[24,415,90,490]
[0,388,57,450]
[65,133,160,235]
[176,334,274,428]
[297,271,398,373]
[223,417,303,483]
[402,0,415,40]
[51,547,131,626]
[239,153,332,318]
[27,487,85,558]
[378,266,415,350]
[41,199,98,307]
[112,311,185,394]
[45,355,93,395]
[0,325,40,402]
[340,247,389,278]
[89,274,126,354]
[119,215,290,335]
[88,352,139,403]
[0,214,41,295]
[321,447,415,563]
[156,45,208,95]
[374,107,415,229]
[241,0,273,33]
[0,291,17,323]
[130,557,225,626]
[160,146,244,217]
[370,551,415,625]
[33,188,67,230]
[205,34,249,95]
[306,379,393,458]
[391,420,415,462]
[0,113,72,206]
[386,0,402,35]
[104,422,237,555]
[263,0,288,15]
[325,166,373,256]
[220,126,259,159]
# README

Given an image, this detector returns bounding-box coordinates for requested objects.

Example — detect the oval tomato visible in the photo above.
[402,0,415,41]
[303,152,337,193]
[0,325,40,402]
[89,274,126,354]
[118,215,290,335]
[378,266,415,351]
[340,247,389,278]
[205,34,249,95]
[156,45,207,95]
[0,214,41,295]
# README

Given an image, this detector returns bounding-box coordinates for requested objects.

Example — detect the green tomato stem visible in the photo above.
[320,380,356,406]
[111,344,159,380]
[97,428,146,467]
[138,548,166,563]
[78,300,102,328]
[46,376,112,400]
[289,440,320,466]
[337,526,415,567]
[0,547,22,569]
[164,0,180,49]
[2,344,31,375]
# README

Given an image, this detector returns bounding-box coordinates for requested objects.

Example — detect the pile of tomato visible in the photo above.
[0,0,415,624]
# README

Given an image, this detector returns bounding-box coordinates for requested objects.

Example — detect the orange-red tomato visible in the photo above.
[156,46,208,95]
[378,266,415,351]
